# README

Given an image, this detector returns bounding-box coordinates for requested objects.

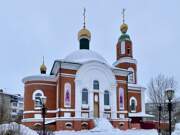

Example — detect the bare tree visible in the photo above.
[148,74,177,104]
[147,74,178,123]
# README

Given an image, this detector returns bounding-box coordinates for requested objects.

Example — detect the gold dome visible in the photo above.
[40,63,47,74]
[78,28,91,40]
[120,23,128,33]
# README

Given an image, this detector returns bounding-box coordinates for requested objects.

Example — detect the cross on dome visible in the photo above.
[120,8,128,34]
[83,8,86,28]
[122,8,126,24]
[78,8,91,49]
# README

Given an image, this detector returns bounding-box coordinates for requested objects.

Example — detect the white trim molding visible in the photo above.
[25,83,56,87]
[113,57,137,66]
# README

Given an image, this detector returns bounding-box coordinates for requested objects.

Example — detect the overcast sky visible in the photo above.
[0,0,180,99]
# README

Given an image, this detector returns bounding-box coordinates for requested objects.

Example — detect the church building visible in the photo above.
[22,11,151,131]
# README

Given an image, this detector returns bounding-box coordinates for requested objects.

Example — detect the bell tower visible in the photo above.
[114,9,137,84]
[116,9,133,60]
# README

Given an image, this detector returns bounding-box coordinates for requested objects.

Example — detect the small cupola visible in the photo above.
[78,8,91,50]
[40,56,47,74]
[119,9,131,42]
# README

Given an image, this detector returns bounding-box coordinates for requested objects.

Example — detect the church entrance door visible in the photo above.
[93,93,99,118]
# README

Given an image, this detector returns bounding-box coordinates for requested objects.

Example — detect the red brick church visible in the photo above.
[22,11,152,131]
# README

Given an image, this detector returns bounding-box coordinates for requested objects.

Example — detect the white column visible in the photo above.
[111,84,117,119]
[99,91,104,118]
[89,90,93,118]
[75,80,81,118]
[141,88,146,113]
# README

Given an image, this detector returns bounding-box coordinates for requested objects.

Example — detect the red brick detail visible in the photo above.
[24,82,56,111]
[128,91,142,112]
[131,123,141,129]
[116,40,133,60]
[22,122,56,131]
[110,120,129,130]
[58,76,75,112]
[115,63,137,84]
[56,120,94,131]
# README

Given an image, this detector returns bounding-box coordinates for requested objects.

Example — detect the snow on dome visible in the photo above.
[64,49,108,64]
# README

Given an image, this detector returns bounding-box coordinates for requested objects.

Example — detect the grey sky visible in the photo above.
[0,0,180,99]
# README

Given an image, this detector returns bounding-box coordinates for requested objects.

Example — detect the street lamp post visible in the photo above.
[40,96,47,135]
[158,104,162,135]
[165,88,174,135]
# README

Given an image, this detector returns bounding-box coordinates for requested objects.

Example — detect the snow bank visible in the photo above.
[91,118,114,132]
[172,123,180,135]
[0,122,38,135]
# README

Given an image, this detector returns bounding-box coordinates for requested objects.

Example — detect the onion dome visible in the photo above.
[78,28,91,41]
[119,23,131,42]
[40,57,47,74]
[120,23,128,34]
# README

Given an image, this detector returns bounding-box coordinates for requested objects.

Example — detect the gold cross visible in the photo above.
[43,56,45,64]
[83,8,86,28]
[122,8,126,24]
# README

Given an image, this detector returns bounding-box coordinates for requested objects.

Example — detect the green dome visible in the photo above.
[119,33,131,42]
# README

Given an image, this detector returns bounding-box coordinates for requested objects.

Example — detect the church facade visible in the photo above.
[22,16,151,131]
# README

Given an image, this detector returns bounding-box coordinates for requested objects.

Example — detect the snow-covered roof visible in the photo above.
[64,49,108,64]
[128,84,146,91]
[22,74,56,83]
[129,112,154,118]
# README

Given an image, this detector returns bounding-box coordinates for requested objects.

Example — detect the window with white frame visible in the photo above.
[104,90,110,106]
[32,90,44,108]
[93,80,99,90]
[128,67,135,83]
[130,97,137,112]
[64,83,71,107]
[82,88,88,104]
[35,93,42,107]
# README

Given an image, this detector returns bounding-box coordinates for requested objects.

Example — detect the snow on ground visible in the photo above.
[0,122,38,135]
[0,119,158,135]
[91,118,114,132]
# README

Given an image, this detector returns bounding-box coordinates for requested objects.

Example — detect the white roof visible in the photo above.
[64,49,108,64]
[129,112,154,117]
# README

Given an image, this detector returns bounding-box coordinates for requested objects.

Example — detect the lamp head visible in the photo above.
[41,96,47,105]
[165,88,174,101]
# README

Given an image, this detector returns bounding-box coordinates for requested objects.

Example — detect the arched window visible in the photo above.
[131,99,136,111]
[128,68,135,83]
[35,93,42,107]
[64,83,71,107]
[121,41,125,54]
[82,89,88,104]
[130,97,137,112]
[93,80,99,90]
[32,90,44,108]
[119,88,124,110]
[104,90,110,105]
[127,47,131,55]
